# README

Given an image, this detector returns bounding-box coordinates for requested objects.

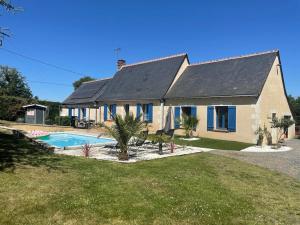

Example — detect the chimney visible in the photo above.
[117,59,126,70]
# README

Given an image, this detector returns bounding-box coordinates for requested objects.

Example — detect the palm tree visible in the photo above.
[181,115,199,138]
[104,114,145,160]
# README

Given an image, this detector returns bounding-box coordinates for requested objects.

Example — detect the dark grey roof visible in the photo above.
[165,51,278,99]
[23,104,47,109]
[63,78,111,105]
[99,54,187,101]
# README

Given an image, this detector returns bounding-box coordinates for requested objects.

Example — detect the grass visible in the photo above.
[0,129,299,225]
[173,135,253,150]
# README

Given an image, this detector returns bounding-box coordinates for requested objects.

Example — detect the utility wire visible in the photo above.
[28,80,72,87]
[0,47,86,76]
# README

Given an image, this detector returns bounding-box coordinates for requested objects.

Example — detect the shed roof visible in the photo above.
[99,54,187,101]
[165,50,278,99]
[23,104,47,109]
[62,78,111,105]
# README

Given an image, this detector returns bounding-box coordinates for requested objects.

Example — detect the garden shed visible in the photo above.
[23,104,47,124]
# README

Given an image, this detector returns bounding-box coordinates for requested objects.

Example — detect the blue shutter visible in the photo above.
[104,104,108,121]
[191,106,197,129]
[147,103,153,122]
[174,106,181,129]
[78,108,81,120]
[207,106,214,131]
[111,104,117,119]
[136,103,141,120]
[68,108,72,117]
[82,108,86,119]
[228,106,236,132]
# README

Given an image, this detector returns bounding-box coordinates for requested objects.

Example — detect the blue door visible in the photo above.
[207,106,214,131]
[174,106,181,129]
[104,104,108,121]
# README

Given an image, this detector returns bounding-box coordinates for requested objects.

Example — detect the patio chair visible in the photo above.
[165,129,175,139]
[128,130,149,156]
[149,129,176,152]
[104,142,119,155]
[77,120,87,129]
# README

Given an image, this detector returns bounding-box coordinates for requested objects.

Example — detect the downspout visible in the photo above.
[160,100,165,129]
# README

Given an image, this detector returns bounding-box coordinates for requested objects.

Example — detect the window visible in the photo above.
[207,106,236,132]
[109,104,116,119]
[142,104,148,121]
[216,106,228,130]
[139,103,153,123]
[109,105,113,116]
[174,106,197,129]
[124,104,130,116]
[82,108,86,119]
[181,106,192,117]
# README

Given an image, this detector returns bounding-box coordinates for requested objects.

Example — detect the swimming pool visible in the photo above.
[38,133,115,148]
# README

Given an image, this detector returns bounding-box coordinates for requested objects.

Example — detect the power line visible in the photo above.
[0,47,86,76]
[28,80,72,87]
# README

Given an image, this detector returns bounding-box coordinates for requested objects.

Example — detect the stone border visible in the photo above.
[241,145,292,152]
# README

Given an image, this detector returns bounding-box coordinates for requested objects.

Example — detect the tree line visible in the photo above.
[0,66,60,124]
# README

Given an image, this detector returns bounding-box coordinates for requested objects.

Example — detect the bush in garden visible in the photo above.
[82,143,92,157]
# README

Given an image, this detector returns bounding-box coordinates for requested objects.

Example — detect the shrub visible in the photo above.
[0,95,30,121]
[104,114,145,160]
[55,116,71,126]
[270,116,294,146]
[255,125,271,146]
[82,143,92,157]
[180,115,199,138]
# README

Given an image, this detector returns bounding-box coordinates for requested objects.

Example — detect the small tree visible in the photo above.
[104,114,145,160]
[0,66,33,99]
[180,115,199,138]
[255,125,271,146]
[270,116,294,146]
[148,133,171,155]
[72,76,95,90]
[82,143,92,157]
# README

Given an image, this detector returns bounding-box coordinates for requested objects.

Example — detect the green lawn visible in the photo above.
[173,135,253,150]
[0,130,299,225]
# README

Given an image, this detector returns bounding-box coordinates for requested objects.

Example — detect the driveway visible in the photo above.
[210,139,300,180]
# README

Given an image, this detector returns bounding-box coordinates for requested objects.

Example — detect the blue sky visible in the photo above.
[0,0,299,101]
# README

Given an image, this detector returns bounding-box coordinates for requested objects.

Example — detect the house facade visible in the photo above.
[61,50,295,144]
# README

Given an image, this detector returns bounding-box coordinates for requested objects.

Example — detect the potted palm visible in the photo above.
[181,115,199,138]
[104,114,145,160]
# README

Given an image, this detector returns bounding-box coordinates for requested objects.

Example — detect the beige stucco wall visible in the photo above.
[168,57,189,91]
[60,107,101,123]
[165,97,258,143]
[101,101,162,132]
[60,108,69,117]
[256,56,295,141]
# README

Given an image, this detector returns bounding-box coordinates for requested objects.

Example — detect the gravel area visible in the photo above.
[55,144,213,163]
[210,139,300,180]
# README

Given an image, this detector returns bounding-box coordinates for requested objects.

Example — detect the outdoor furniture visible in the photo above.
[87,120,95,129]
[77,121,87,128]
[165,129,175,139]
[130,130,149,155]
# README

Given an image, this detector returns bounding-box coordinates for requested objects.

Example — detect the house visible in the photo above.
[61,50,295,143]
[61,78,111,122]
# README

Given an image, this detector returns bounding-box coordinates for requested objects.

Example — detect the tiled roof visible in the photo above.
[165,50,278,99]
[99,54,187,101]
[62,78,111,105]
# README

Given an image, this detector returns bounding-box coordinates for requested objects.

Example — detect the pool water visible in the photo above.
[38,133,114,148]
